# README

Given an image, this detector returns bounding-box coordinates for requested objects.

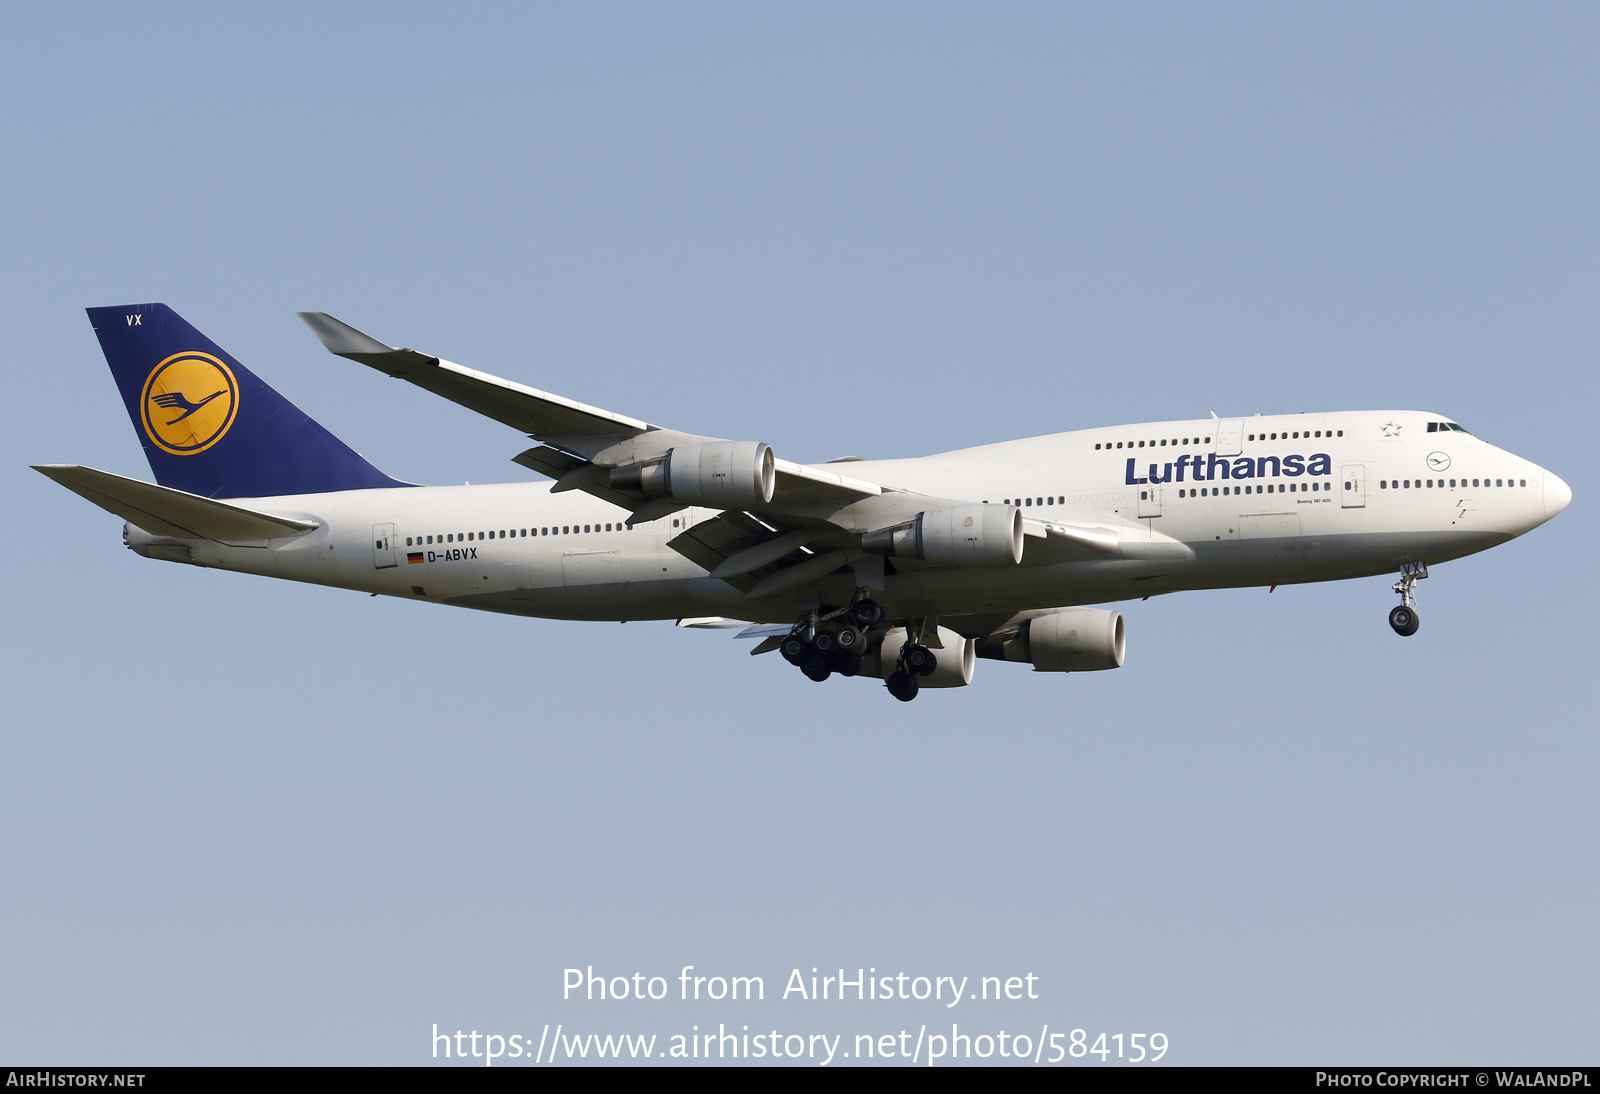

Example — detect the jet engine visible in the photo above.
[609,441,775,508]
[858,626,976,688]
[861,503,1023,567]
[978,608,1125,672]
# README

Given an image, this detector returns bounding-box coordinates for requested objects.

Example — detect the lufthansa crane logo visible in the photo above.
[139,352,240,455]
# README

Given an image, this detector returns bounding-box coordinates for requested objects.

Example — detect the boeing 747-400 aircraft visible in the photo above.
[36,304,1571,701]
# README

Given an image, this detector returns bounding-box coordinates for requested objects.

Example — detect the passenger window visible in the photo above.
[1520,479,1526,487]
[1496,479,1503,487]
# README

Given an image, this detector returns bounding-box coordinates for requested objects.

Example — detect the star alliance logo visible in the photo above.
[1380,421,1402,438]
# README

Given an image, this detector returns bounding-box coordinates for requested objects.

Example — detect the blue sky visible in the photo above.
[1,2,1595,1065]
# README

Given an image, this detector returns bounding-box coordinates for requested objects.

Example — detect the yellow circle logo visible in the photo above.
[140,352,240,456]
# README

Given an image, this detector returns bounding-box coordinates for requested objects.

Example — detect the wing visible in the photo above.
[297,311,881,513]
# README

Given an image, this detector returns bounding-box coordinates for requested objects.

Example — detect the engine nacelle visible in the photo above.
[859,626,976,688]
[861,503,1022,567]
[981,608,1125,672]
[609,441,775,508]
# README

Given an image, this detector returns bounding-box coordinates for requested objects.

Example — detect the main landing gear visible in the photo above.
[780,596,926,699]
[781,612,868,684]
[885,620,938,703]
[1388,563,1426,637]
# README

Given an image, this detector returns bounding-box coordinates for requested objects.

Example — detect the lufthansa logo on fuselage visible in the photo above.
[140,352,240,456]
[1426,451,1451,471]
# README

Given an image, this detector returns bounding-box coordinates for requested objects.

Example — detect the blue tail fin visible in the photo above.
[88,303,410,498]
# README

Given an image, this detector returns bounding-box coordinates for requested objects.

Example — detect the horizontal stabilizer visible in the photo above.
[33,465,318,545]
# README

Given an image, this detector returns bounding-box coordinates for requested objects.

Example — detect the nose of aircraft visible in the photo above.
[1544,471,1572,521]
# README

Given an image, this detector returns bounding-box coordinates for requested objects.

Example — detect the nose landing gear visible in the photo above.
[1389,562,1426,636]
[1388,604,1420,636]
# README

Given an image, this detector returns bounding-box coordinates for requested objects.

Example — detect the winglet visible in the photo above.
[297,312,396,357]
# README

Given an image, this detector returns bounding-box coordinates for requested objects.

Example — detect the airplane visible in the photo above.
[35,304,1571,702]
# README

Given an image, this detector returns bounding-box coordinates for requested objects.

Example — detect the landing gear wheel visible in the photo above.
[834,624,864,654]
[800,655,832,682]
[903,643,938,677]
[834,653,863,677]
[851,599,885,629]
[1388,605,1420,637]
[886,670,919,702]
[812,629,838,656]
[779,634,811,665]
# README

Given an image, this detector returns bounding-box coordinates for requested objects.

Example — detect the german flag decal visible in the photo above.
[407,552,424,564]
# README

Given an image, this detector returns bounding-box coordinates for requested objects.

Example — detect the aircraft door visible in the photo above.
[1214,418,1245,456]
[1341,465,1366,509]
[1138,485,1163,518]
[372,522,398,569]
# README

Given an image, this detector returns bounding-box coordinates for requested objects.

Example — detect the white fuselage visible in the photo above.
[134,410,1569,625]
